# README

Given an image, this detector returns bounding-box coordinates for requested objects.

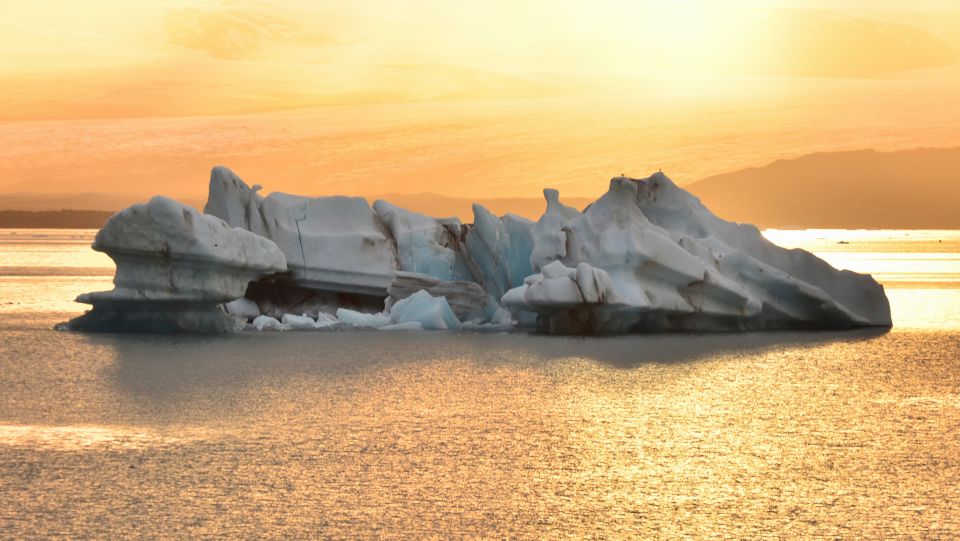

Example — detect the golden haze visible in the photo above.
[1,0,959,204]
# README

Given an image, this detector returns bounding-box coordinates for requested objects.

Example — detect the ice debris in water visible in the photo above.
[252,315,286,331]
[335,308,392,329]
[389,290,461,331]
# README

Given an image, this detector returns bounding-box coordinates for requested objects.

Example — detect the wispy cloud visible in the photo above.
[730,9,960,77]
[164,7,336,60]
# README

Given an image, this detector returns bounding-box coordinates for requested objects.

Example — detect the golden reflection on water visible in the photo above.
[763,229,960,329]
[4,228,960,329]
[0,424,192,450]
[1,229,959,536]
[1,330,957,537]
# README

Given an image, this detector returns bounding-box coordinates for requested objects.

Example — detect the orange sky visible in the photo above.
[1,0,960,204]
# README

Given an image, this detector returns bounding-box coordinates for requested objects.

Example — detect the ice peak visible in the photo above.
[542,188,581,219]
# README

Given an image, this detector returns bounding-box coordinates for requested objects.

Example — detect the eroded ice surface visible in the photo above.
[63,196,286,333]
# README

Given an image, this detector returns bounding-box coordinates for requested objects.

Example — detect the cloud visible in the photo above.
[164,7,336,60]
[734,9,959,77]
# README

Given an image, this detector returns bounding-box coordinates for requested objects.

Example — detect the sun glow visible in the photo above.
[0,0,959,200]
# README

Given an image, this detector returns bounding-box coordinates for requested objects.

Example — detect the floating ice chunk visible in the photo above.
[281,313,318,330]
[380,321,424,331]
[388,290,462,330]
[252,315,286,331]
[335,308,391,329]
[92,195,285,300]
[314,311,339,328]
[225,298,260,320]
[387,271,493,323]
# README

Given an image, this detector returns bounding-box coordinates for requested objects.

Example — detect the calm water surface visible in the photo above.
[0,229,958,538]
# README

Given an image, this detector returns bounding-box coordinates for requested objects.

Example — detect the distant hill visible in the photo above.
[687,148,960,229]
[6,147,959,229]
[0,210,114,229]
[0,193,204,212]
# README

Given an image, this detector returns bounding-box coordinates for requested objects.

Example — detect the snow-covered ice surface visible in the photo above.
[65,167,891,334]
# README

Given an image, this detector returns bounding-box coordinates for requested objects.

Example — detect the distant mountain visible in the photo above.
[6,147,959,229]
[686,148,960,229]
[0,193,205,213]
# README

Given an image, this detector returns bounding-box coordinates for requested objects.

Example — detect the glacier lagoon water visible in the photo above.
[1,229,958,537]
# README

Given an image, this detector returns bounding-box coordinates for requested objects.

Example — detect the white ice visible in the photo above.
[252,315,286,331]
[388,290,462,331]
[335,308,392,329]
[225,298,261,320]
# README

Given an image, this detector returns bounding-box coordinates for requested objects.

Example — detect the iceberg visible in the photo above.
[64,166,892,334]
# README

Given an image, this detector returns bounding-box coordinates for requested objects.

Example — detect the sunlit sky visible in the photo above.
[1,0,959,203]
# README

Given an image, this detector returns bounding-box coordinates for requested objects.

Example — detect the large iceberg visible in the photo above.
[63,166,891,334]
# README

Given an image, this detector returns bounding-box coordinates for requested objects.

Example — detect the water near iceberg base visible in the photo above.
[60,302,246,334]
[64,166,892,334]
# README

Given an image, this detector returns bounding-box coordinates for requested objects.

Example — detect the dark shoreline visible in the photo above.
[0,210,113,229]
